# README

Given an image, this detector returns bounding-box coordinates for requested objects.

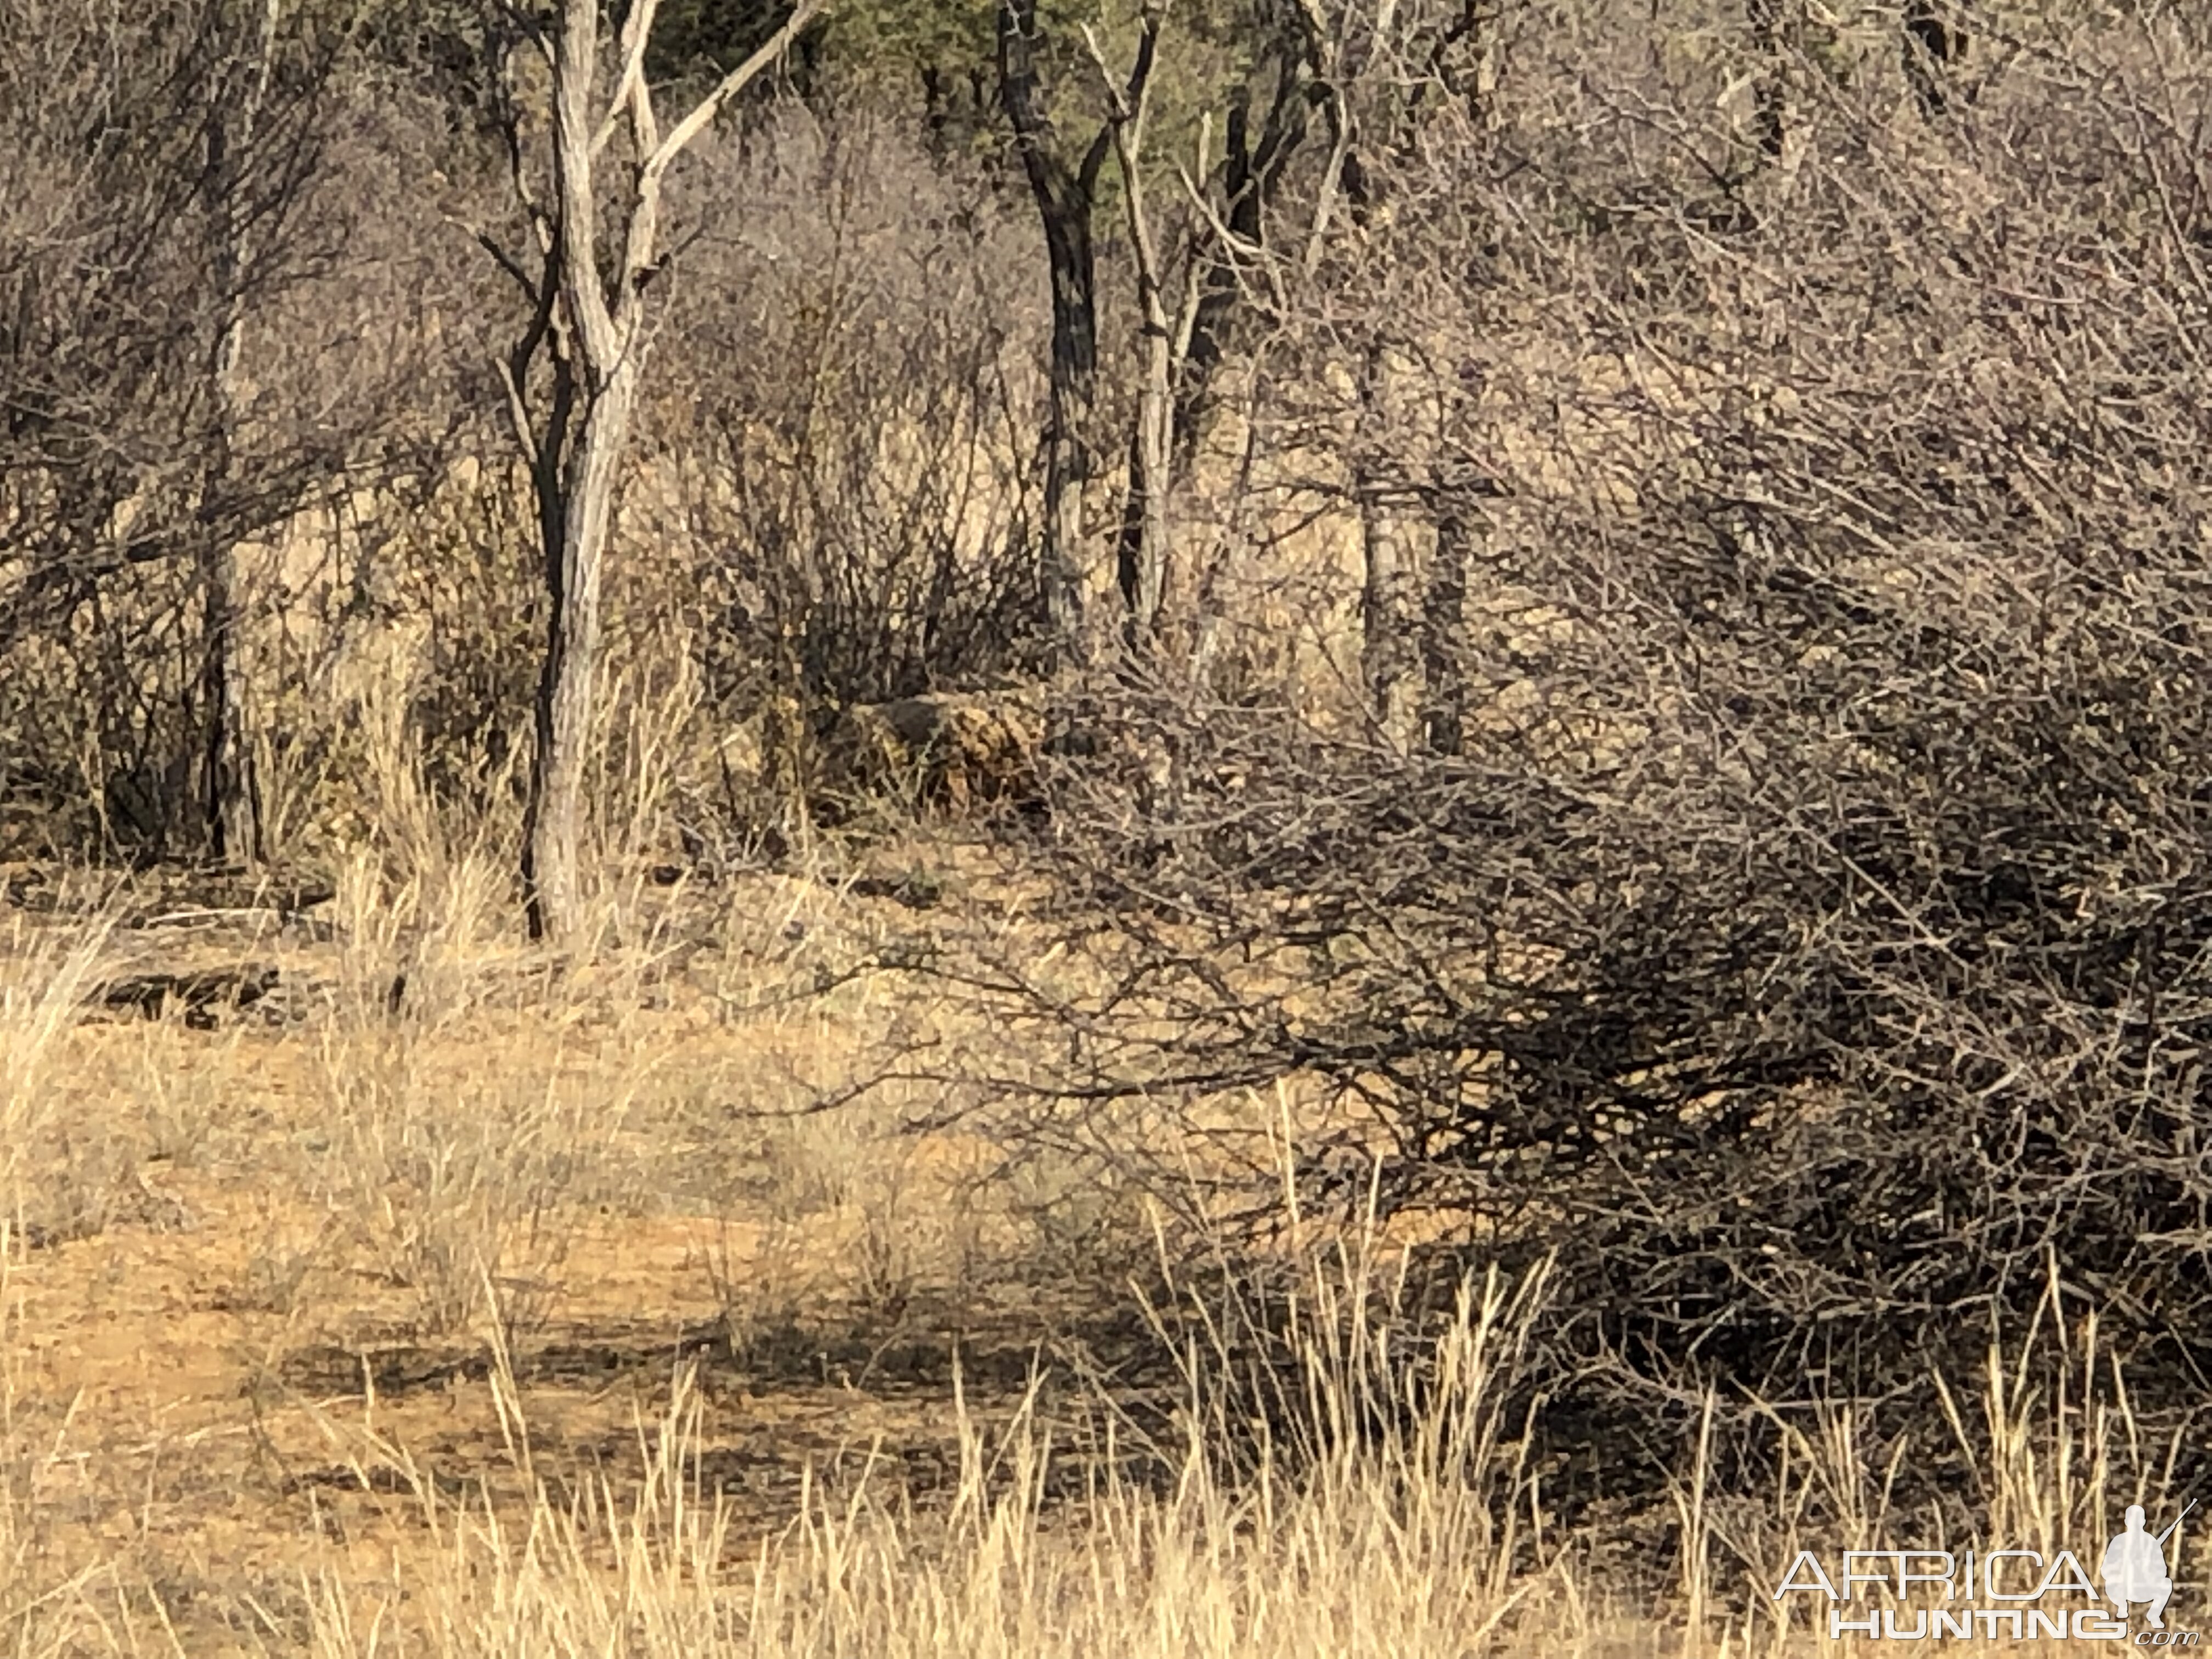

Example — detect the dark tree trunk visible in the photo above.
[198,31,276,867]
[1000,0,1113,665]
[1421,506,1474,757]
[198,551,259,862]
[1173,46,1308,467]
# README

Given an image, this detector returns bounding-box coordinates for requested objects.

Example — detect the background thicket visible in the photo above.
[7,0,2212,1639]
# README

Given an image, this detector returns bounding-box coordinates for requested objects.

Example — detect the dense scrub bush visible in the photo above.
[959,4,2212,1497]
[0,1,475,858]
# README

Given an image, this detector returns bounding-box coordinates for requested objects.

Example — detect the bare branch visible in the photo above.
[467,225,541,306]
[590,0,662,160]
[644,0,823,185]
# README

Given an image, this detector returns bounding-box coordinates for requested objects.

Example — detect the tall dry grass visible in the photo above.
[2,726,2198,1656]
[1,889,117,1231]
[267,1227,2195,1658]
[287,1238,1571,1659]
[0,1243,91,1659]
[2,899,123,1654]
[2,1008,2201,1658]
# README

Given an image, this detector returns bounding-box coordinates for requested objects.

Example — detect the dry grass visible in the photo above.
[0,855,2201,1657]
[278,1252,1572,1659]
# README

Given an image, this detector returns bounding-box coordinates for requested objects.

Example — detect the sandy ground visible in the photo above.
[4,854,1144,1650]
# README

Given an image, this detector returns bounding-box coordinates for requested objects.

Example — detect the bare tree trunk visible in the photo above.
[522,0,625,946]
[1041,263,1099,659]
[1173,37,1307,467]
[1090,7,1171,654]
[197,552,258,863]
[1000,0,1111,667]
[199,254,261,865]
[525,362,639,943]
[199,300,257,864]
[492,0,820,945]
[1301,0,1408,741]
[197,0,284,866]
[1421,504,1473,758]
[1118,329,1171,647]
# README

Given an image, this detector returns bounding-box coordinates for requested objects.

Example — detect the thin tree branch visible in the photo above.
[644,0,823,185]
[590,0,661,159]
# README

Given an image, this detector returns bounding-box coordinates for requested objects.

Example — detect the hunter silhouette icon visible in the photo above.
[2104,1503,2193,1629]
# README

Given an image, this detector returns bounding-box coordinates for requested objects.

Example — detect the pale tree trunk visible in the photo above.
[493,0,820,945]
[198,0,284,866]
[1289,1,1415,744]
[524,360,639,942]
[521,0,631,946]
[1357,342,1415,748]
[1119,323,1171,647]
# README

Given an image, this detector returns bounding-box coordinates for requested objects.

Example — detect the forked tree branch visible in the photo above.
[591,0,661,159]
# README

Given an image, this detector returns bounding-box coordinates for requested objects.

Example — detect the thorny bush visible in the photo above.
[940,3,2212,1511]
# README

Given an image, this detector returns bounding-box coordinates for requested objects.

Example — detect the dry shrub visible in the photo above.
[0,0,464,860]
[929,0,2212,1529]
[647,108,1048,823]
[0,906,139,1651]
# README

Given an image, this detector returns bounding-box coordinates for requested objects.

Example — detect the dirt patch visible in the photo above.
[0,860,1176,1652]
